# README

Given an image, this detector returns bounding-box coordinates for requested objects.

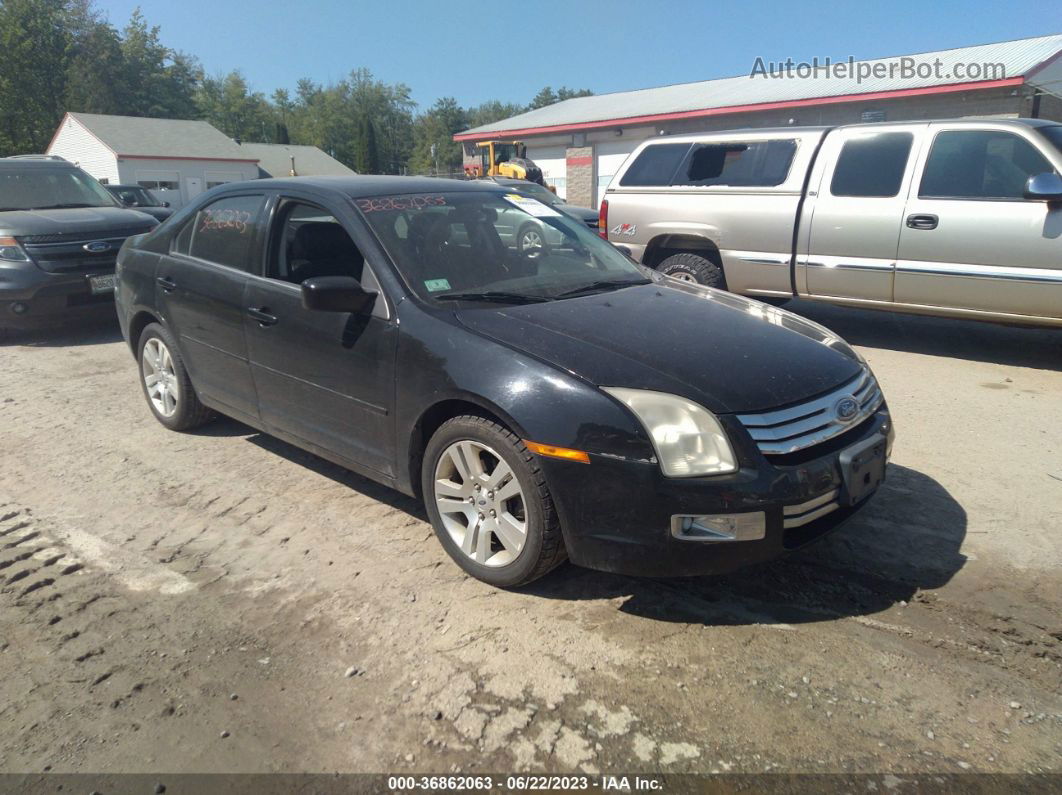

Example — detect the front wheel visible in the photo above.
[422,416,566,587]
[517,223,549,259]
[137,323,214,431]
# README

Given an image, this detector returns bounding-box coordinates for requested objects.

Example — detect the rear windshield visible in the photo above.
[620,139,797,187]
[0,167,119,211]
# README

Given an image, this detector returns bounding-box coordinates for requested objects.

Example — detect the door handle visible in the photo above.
[906,213,938,230]
[247,307,278,327]
[156,276,177,291]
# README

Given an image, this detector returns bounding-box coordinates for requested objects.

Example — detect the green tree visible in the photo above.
[0,0,71,154]
[354,116,380,173]
[466,99,525,129]
[410,97,467,174]
[195,70,275,142]
[120,8,198,118]
[527,85,593,110]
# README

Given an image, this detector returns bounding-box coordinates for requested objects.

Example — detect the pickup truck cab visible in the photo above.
[602,118,1062,328]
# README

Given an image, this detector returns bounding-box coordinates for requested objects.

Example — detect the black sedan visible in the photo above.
[106,184,174,223]
[115,176,892,587]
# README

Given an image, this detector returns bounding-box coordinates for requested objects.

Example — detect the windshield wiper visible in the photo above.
[30,203,99,210]
[436,290,553,304]
[554,279,650,298]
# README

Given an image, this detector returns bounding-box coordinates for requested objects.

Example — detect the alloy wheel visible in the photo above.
[519,228,545,257]
[142,337,179,417]
[433,440,527,567]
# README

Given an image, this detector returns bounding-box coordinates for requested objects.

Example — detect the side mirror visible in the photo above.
[161,201,171,208]
[301,276,376,314]
[1024,172,1062,202]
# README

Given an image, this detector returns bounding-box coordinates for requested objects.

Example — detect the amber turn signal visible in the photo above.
[523,440,590,464]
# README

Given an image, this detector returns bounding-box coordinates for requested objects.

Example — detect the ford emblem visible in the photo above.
[834,396,860,423]
[83,241,111,253]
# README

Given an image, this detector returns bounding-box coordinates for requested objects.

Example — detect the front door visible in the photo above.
[156,192,266,421]
[802,126,922,302]
[895,125,1062,320]
[244,198,397,476]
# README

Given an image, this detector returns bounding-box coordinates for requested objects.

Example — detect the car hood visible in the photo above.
[0,206,157,236]
[455,281,864,414]
[556,204,598,224]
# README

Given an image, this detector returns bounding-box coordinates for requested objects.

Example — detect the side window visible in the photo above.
[269,202,365,285]
[919,130,1054,200]
[173,194,265,271]
[618,143,691,187]
[673,139,797,187]
[830,132,913,197]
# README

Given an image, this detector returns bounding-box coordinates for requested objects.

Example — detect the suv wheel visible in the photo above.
[658,252,727,289]
[422,416,566,587]
[137,323,214,431]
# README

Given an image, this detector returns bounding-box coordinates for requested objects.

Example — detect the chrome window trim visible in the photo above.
[896,260,1062,284]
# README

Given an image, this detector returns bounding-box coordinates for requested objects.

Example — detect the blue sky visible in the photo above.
[98,0,1060,109]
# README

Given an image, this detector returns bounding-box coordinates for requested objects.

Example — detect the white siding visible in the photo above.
[115,158,258,209]
[46,115,119,183]
[524,145,567,199]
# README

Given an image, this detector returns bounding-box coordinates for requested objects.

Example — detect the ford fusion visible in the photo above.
[115,176,893,587]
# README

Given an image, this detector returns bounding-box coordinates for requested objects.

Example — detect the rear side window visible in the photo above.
[919,129,1054,200]
[673,139,797,187]
[619,143,691,186]
[173,194,265,271]
[830,132,913,197]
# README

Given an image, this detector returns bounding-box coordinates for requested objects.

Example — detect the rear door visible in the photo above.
[895,124,1062,320]
[801,126,924,302]
[156,192,266,421]
[243,195,398,476]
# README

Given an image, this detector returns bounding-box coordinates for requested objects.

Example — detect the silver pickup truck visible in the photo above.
[601,118,1062,328]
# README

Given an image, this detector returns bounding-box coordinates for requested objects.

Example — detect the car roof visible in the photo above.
[0,159,78,170]
[244,175,511,198]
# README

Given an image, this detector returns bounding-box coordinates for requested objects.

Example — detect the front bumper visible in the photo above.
[541,407,893,577]
[0,261,115,329]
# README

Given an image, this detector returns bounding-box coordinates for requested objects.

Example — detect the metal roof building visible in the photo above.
[456,34,1062,208]
[234,142,357,179]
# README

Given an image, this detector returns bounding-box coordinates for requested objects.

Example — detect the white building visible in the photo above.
[47,112,260,208]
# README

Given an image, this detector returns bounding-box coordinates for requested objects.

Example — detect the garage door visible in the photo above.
[524,145,567,199]
[594,140,637,207]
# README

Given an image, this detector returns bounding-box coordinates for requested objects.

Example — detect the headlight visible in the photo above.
[0,236,29,262]
[602,387,737,477]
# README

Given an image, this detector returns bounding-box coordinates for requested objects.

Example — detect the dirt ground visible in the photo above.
[0,301,1059,778]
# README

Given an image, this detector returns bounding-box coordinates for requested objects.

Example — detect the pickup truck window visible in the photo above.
[673,140,797,187]
[619,143,691,187]
[173,194,265,272]
[830,132,913,198]
[919,129,1054,201]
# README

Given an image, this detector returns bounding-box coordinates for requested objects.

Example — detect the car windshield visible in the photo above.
[357,191,646,304]
[109,186,159,206]
[509,182,561,205]
[1039,125,1062,157]
[0,167,119,211]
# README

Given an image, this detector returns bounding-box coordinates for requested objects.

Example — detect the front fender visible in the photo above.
[393,304,654,494]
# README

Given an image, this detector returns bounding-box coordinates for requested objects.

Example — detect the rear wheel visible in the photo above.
[137,323,214,431]
[658,252,727,289]
[422,416,566,587]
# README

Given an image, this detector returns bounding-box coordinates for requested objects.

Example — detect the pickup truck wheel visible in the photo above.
[423,416,566,588]
[658,253,727,289]
[137,323,214,432]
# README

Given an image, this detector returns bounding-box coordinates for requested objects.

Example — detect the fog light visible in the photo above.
[11,302,27,315]
[671,512,766,542]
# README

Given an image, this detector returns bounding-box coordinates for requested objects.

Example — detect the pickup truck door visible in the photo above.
[800,126,924,302]
[895,124,1062,321]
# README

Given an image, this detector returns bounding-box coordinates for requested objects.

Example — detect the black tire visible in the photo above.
[658,252,727,289]
[516,222,549,259]
[136,322,214,432]
[421,415,566,587]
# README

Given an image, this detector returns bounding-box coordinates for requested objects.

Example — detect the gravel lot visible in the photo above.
[0,301,1059,776]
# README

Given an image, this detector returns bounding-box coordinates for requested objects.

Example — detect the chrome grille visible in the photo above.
[737,369,883,455]
[783,489,840,529]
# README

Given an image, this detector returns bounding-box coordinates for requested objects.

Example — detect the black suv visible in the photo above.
[0,158,157,331]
